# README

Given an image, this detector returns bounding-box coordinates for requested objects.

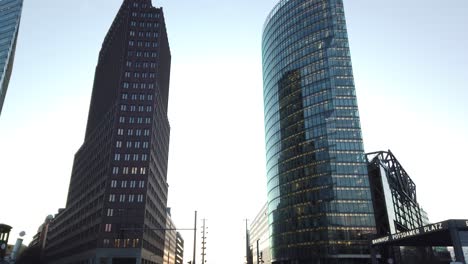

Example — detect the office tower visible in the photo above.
[45,0,172,263]
[262,0,376,263]
[0,0,22,116]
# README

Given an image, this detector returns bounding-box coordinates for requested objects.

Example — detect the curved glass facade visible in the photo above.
[0,0,23,115]
[262,0,376,263]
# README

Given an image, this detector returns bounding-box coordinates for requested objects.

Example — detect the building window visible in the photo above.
[123,167,129,174]
[107,209,114,217]
[105,224,112,232]
[140,167,146,175]
[121,181,127,188]
[142,154,148,161]
[111,180,117,188]
[119,194,126,202]
[126,141,132,148]
[104,239,110,246]
[123,82,129,89]
[133,154,139,161]
[128,129,134,136]
[143,142,149,149]
[124,154,131,161]
[112,167,119,175]
[109,194,115,202]
[118,129,124,135]
[139,181,145,188]
[137,194,144,202]
[116,141,122,148]
[130,181,136,188]
[134,142,141,148]
[129,195,135,202]
[114,154,120,161]
[119,116,125,123]
[131,167,138,174]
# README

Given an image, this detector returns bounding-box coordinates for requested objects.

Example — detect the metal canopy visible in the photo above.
[371,219,468,263]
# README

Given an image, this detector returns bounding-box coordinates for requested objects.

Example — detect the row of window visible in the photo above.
[124,72,156,79]
[110,180,145,189]
[132,9,159,19]
[127,50,158,58]
[129,40,158,48]
[119,104,152,113]
[116,140,150,149]
[112,166,147,175]
[103,238,140,248]
[117,128,152,136]
[123,82,155,90]
[125,61,158,69]
[118,116,151,125]
[121,93,153,101]
[129,29,159,38]
[108,194,144,202]
[114,153,150,162]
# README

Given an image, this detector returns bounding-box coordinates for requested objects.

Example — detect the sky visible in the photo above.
[0,0,467,263]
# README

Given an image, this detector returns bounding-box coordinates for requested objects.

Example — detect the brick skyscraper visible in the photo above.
[45,1,172,263]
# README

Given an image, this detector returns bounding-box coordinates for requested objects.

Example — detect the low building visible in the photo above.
[163,208,183,264]
[250,203,271,264]
[175,232,183,264]
[29,215,54,250]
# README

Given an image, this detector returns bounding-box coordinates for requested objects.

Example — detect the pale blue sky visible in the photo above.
[0,1,467,263]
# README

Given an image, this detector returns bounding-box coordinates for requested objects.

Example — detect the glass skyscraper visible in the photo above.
[45,1,172,263]
[262,0,376,263]
[0,0,22,116]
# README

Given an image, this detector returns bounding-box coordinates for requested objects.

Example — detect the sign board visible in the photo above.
[372,221,448,245]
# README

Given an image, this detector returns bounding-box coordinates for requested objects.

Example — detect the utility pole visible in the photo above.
[193,211,197,264]
[201,219,207,263]
[245,219,253,264]
[256,239,260,264]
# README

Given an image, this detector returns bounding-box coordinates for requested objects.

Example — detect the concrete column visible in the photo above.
[450,224,466,263]
[371,246,379,264]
